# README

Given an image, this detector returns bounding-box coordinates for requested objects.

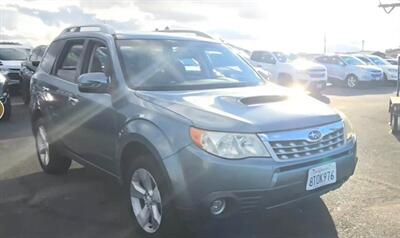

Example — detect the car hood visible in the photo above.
[136,84,341,133]
[380,64,398,71]
[0,60,23,69]
[355,65,382,71]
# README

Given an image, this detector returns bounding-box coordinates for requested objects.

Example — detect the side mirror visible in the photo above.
[32,61,40,67]
[77,72,109,93]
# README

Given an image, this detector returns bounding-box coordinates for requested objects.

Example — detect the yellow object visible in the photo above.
[0,101,4,119]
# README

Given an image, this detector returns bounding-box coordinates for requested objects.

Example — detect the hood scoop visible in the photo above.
[240,95,288,106]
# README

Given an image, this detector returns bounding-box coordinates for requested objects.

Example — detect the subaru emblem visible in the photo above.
[308,130,322,142]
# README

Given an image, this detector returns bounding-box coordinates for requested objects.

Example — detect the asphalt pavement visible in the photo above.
[0,86,399,238]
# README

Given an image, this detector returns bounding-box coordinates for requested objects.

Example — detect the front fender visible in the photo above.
[116,119,191,177]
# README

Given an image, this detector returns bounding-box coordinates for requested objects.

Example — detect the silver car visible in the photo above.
[315,55,383,88]
[30,24,358,237]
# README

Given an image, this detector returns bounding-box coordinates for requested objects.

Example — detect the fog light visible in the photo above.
[210,199,226,215]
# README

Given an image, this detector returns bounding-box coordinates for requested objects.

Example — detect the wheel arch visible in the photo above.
[116,119,177,184]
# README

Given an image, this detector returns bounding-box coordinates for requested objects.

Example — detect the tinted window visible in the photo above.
[250,51,276,64]
[88,44,109,73]
[0,48,28,61]
[117,40,263,91]
[56,41,84,82]
[40,41,63,73]
[272,52,287,63]
[316,56,328,64]
[341,56,365,66]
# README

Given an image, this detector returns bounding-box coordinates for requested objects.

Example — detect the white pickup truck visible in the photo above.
[249,51,327,93]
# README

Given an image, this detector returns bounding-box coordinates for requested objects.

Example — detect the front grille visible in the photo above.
[269,129,344,160]
[6,72,21,80]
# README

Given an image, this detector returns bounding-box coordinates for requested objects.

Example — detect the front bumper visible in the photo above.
[164,141,357,217]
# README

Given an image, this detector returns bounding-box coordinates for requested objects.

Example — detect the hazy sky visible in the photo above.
[0,0,399,53]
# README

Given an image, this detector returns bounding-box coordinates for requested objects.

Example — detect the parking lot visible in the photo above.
[0,85,399,238]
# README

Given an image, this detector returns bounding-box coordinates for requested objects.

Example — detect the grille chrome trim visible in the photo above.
[259,121,345,161]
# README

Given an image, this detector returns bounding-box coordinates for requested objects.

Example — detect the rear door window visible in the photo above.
[40,41,63,73]
[55,40,85,83]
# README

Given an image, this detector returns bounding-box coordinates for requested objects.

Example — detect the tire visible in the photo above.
[346,74,359,88]
[126,154,184,238]
[33,119,71,174]
[1,99,11,121]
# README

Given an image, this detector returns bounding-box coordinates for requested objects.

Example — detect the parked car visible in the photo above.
[0,42,31,89]
[31,25,357,237]
[315,55,383,88]
[20,45,47,104]
[352,54,398,82]
[249,51,327,93]
[386,58,399,66]
[0,74,11,121]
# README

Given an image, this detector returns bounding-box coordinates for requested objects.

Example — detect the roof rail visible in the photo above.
[60,24,115,35]
[155,28,214,39]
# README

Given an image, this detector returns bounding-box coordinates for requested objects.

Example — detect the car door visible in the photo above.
[49,39,87,154]
[70,40,117,172]
[329,56,346,80]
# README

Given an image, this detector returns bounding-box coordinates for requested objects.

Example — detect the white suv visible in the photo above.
[352,54,398,82]
[315,55,383,88]
[249,51,327,93]
[0,43,31,86]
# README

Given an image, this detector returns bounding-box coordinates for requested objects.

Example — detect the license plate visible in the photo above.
[306,162,336,191]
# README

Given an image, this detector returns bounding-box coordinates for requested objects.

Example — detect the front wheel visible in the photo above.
[346,75,359,88]
[127,155,184,237]
[34,119,71,174]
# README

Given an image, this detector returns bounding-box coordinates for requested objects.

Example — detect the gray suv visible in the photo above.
[30,25,357,237]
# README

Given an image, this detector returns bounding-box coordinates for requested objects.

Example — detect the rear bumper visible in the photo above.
[164,141,357,218]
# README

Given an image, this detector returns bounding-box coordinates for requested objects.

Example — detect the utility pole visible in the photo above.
[362,40,365,51]
[323,33,327,54]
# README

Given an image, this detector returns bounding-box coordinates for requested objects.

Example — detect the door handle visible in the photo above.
[68,96,79,106]
[42,86,50,92]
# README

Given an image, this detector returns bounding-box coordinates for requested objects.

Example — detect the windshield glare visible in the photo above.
[341,56,365,66]
[368,56,389,65]
[117,40,263,90]
[0,48,28,61]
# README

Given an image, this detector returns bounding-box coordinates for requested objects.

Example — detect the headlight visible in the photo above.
[341,114,355,142]
[190,127,271,159]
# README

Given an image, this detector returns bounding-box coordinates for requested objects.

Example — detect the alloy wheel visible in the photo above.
[130,168,162,234]
[347,75,357,88]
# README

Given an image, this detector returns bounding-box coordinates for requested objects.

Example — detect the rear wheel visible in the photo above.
[34,119,71,174]
[126,154,184,238]
[346,75,358,88]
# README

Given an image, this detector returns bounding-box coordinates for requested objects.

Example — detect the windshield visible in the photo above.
[368,56,390,65]
[117,40,263,90]
[0,48,29,61]
[272,51,287,63]
[356,56,373,65]
[341,56,365,66]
